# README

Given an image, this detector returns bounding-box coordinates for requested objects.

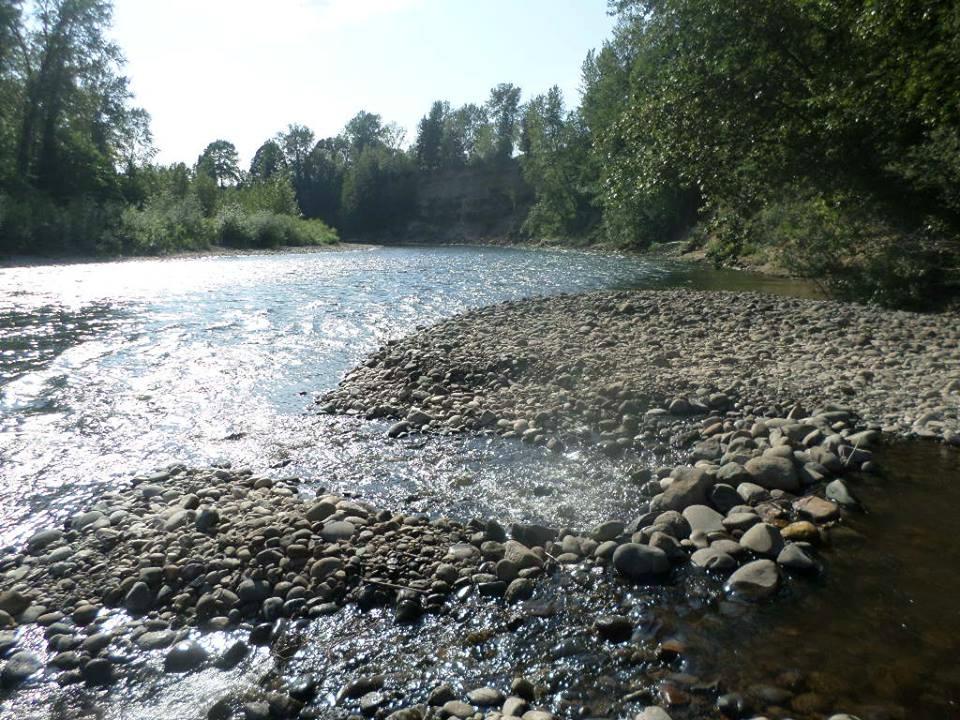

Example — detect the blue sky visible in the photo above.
[110,0,616,166]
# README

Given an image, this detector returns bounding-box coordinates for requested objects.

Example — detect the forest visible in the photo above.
[1,0,959,308]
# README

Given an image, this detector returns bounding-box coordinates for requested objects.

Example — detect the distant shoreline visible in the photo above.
[0,242,374,269]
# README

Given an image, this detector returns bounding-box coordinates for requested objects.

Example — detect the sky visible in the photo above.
[110,0,617,167]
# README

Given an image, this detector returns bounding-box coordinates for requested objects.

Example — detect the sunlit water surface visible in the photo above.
[2,246,956,720]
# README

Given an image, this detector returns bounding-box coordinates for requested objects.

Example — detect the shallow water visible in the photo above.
[1,245,957,719]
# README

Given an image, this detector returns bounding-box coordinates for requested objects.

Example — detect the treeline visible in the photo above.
[0,0,336,255]
[524,0,960,308]
[2,0,959,307]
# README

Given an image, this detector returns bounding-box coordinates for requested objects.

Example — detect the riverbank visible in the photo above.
[0,242,368,269]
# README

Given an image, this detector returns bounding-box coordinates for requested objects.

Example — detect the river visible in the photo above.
[1,245,956,719]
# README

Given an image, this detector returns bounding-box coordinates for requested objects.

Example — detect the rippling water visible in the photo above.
[0,245,716,545]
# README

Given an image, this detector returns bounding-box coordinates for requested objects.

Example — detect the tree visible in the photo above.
[196,139,240,188]
[344,111,386,155]
[249,139,285,181]
[447,103,488,165]
[520,87,597,238]
[277,123,314,176]
[415,100,447,171]
[486,83,522,161]
[3,0,151,198]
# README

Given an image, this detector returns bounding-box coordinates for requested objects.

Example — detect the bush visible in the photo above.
[215,205,338,249]
[115,192,213,255]
[752,190,959,310]
[0,192,121,255]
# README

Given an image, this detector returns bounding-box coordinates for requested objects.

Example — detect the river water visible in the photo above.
[1,245,957,719]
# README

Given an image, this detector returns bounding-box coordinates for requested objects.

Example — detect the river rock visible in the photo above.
[0,590,30,616]
[1,650,42,686]
[592,520,625,541]
[442,700,476,718]
[467,687,505,706]
[653,467,713,511]
[739,523,784,557]
[826,479,858,508]
[682,505,724,534]
[81,657,114,686]
[725,559,780,600]
[135,630,177,650]
[321,520,356,542]
[709,483,743,513]
[782,520,820,543]
[164,640,209,673]
[27,528,63,553]
[612,543,670,581]
[691,547,737,571]
[503,697,530,717]
[635,708,673,720]
[744,456,800,491]
[737,482,769,504]
[594,614,634,642]
[310,557,343,579]
[505,578,535,603]
[794,495,841,522]
[124,581,154,613]
[777,544,816,572]
[504,540,542,569]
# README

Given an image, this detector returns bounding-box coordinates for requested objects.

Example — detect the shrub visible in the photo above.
[115,193,213,255]
[753,190,959,310]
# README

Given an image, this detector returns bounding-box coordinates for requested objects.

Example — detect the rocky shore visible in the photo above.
[320,289,959,448]
[2,288,958,720]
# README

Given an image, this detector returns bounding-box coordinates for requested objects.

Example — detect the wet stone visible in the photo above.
[467,687,505,706]
[725,559,780,601]
[682,505,725,534]
[777,544,816,572]
[441,700,476,718]
[595,614,634,642]
[164,640,209,673]
[612,543,670,581]
[795,495,841,522]
[739,523,785,557]
[1,651,42,687]
[691,547,738,571]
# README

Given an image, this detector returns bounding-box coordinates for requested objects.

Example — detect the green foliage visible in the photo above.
[227,175,300,216]
[749,189,959,310]
[213,204,336,249]
[196,139,240,188]
[0,191,120,254]
[519,87,597,239]
[114,192,212,255]
[340,145,416,235]
[249,140,286,181]
[486,83,522,161]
